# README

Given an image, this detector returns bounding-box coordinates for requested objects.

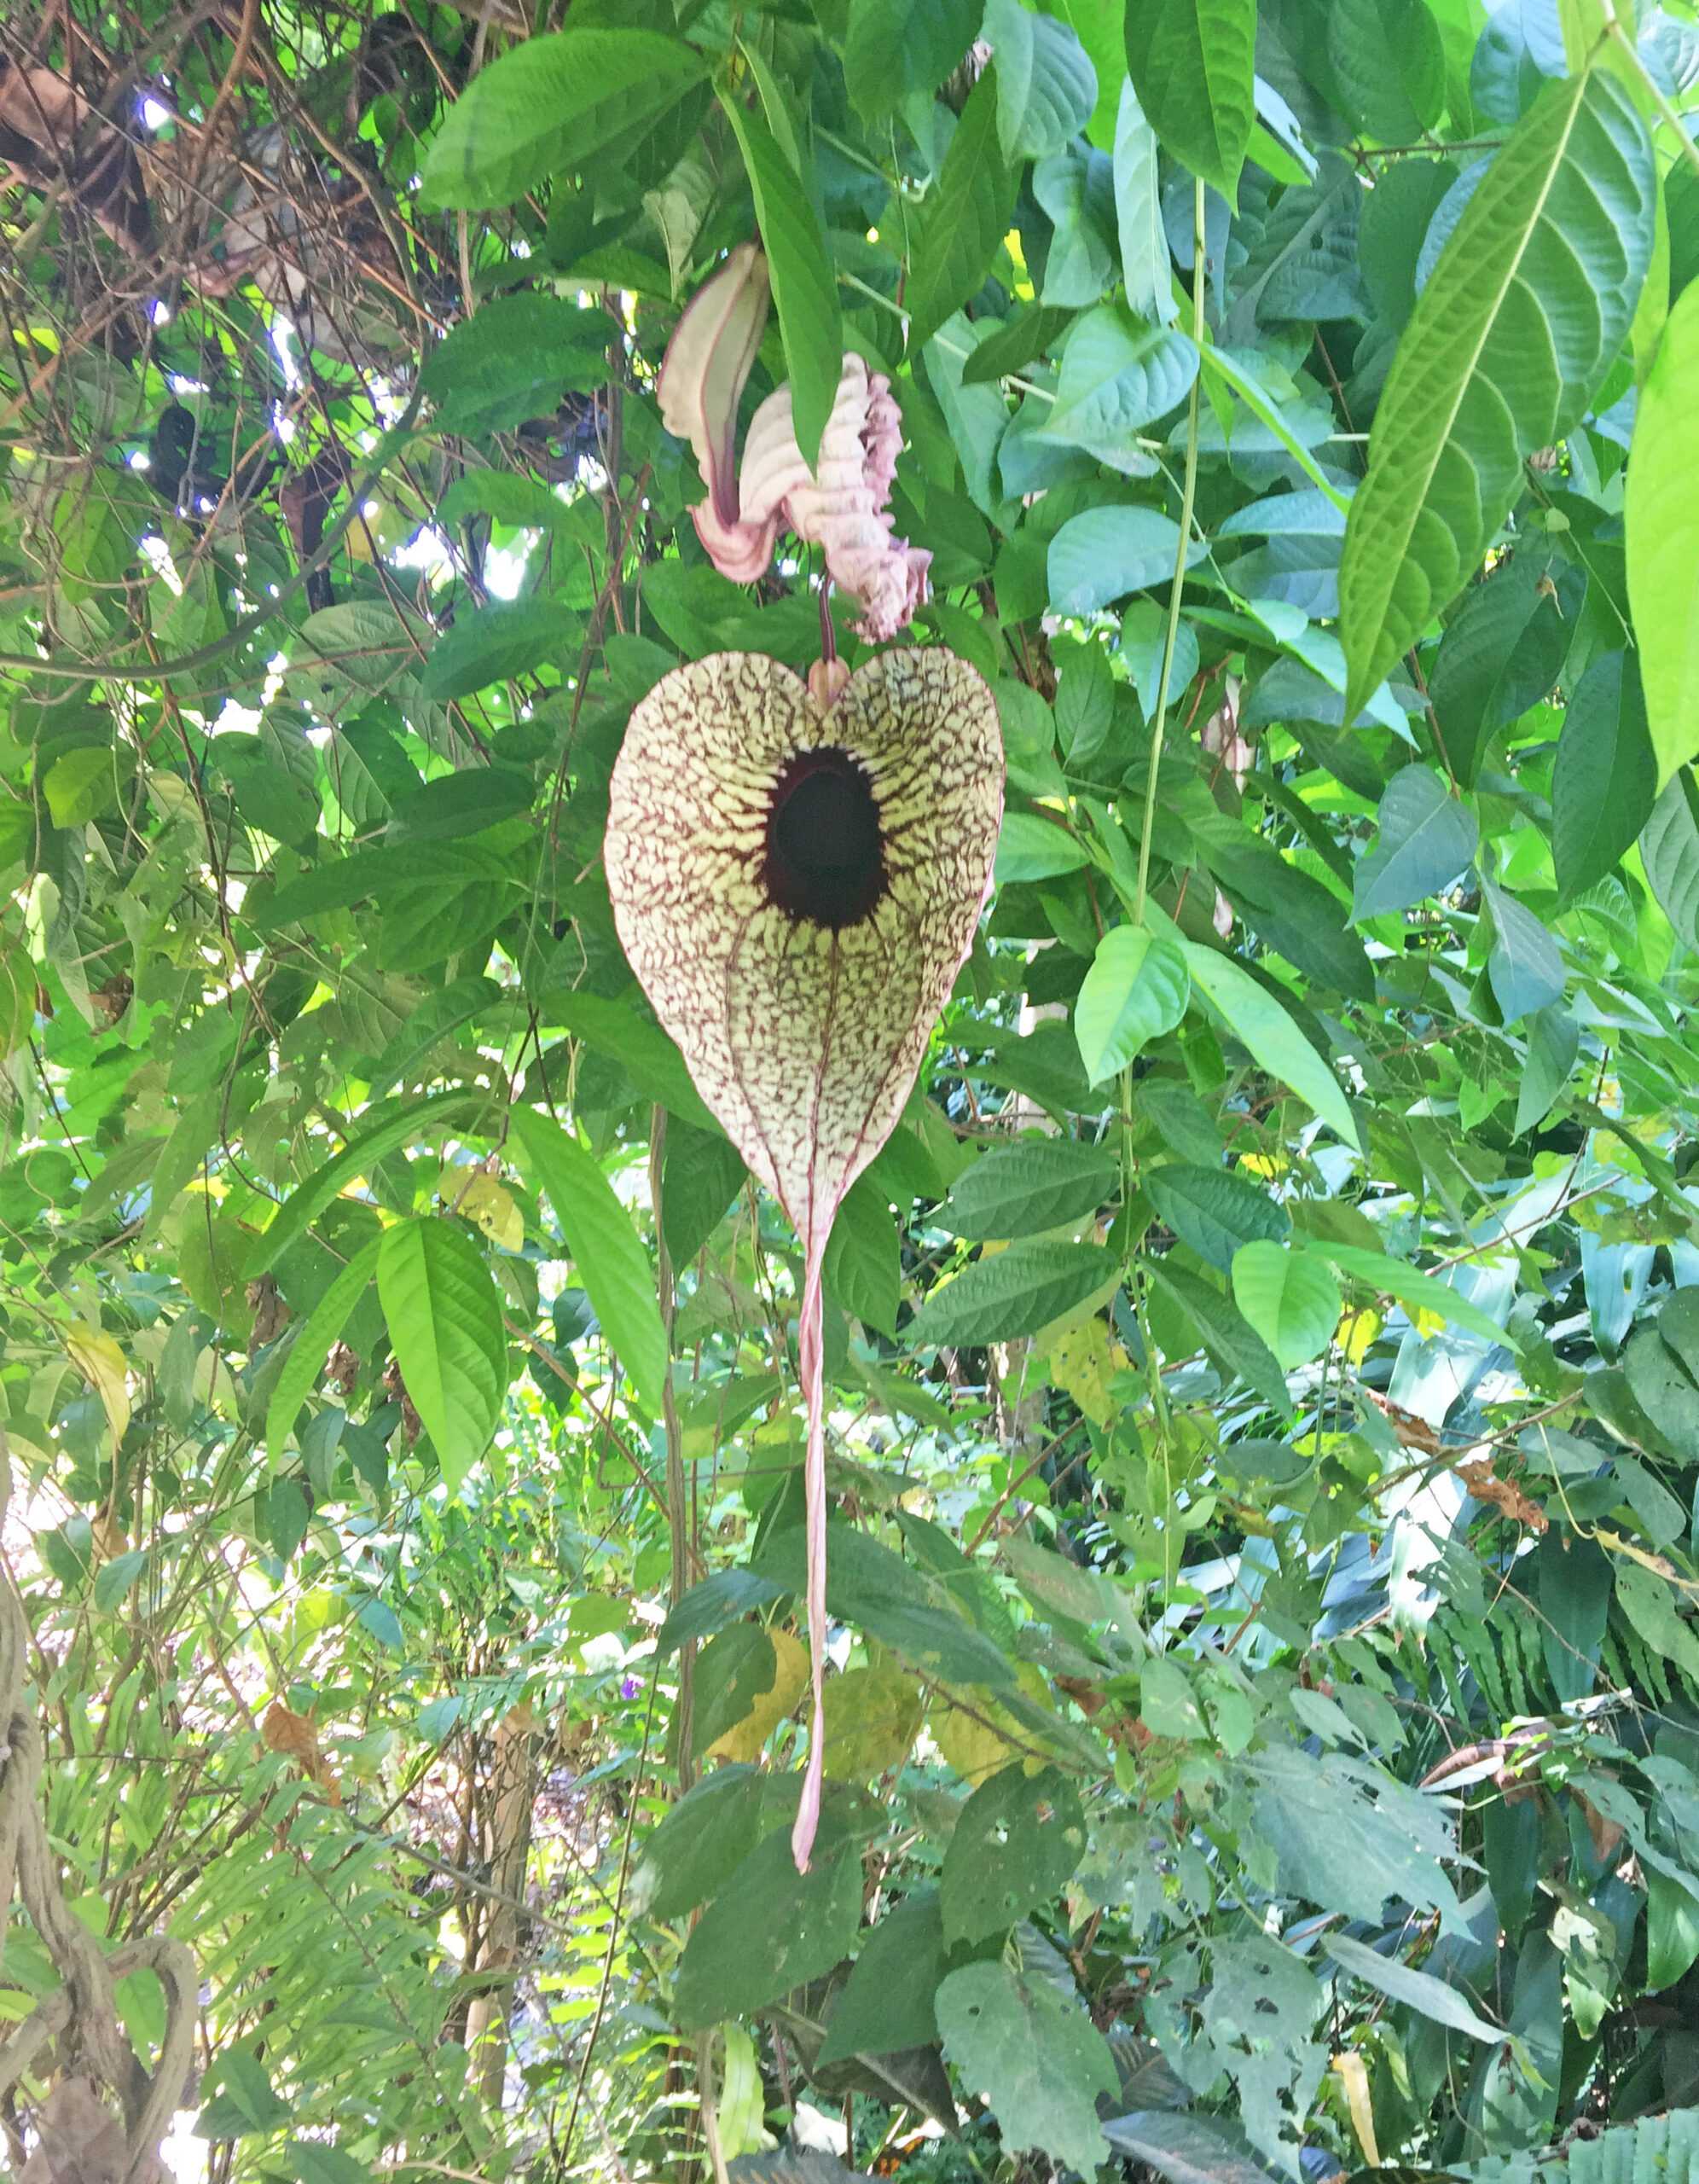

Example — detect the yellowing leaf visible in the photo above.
[1048,1320,1128,1426]
[66,1324,129,1455]
[1336,1307,1381,1367]
[453,1171,524,1252]
[822,1660,923,1780]
[705,1628,809,1763]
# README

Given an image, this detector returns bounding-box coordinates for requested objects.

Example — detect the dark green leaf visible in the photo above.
[719,95,842,468]
[1145,1164,1289,1274]
[1352,768,1478,920]
[942,1764,1087,1943]
[420,31,708,210]
[1340,72,1655,717]
[674,1829,864,2028]
[1552,651,1659,899]
[1124,0,1257,202]
[941,1140,1119,1240]
[907,68,1017,351]
[907,1240,1118,1346]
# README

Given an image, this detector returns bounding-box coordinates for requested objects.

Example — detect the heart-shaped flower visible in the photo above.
[605,648,1003,1866]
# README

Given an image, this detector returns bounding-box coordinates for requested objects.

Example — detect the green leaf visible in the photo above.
[1075,927,1190,1083]
[1319,1242,1515,1347]
[1145,1163,1289,1274]
[824,1177,902,1337]
[719,94,842,468]
[1514,1005,1580,1137]
[942,1763,1087,1943]
[418,294,615,434]
[819,1890,954,2065]
[376,1218,507,1493]
[1043,305,1198,468]
[960,305,1076,386]
[1180,942,1362,1152]
[1123,0,1257,203]
[907,67,1017,352]
[1328,0,1445,144]
[842,0,979,119]
[420,30,708,210]
[246,1091,482,1277]
[1552,650,1659,899]
[1113,81,1177,327]
[1324,1932,1504,2043]
[985,0,1097,159]
[936,1960,1115,2175]
[656,1571,785,1658]
[756,1525,1016,1687]
[1485,882,1564,1026]
[94,1548,148,1610]
[1047,505,1200,616]
[1427,551,1585,786]
[994,810,1089,882]
[418,602,567,701]
[1032,145,1118,307]
[509,1107,667,1416]
[940,1140,1119,1240]
[287,2144,368,2184]
[1638,772,1699,950]
[1145,1259,1293,1415]
[662,1123,747,1267]
[1231,1241,1342,1368]
[1339,70,1655,720]
[630,1766,768,1920]
[1627,279,1699,785]
[907,1240,1119,1347]
[365,977,499,1101]
[674,1827,863,2027]
[265,1238,381,1464]
[1352,767,1478,921]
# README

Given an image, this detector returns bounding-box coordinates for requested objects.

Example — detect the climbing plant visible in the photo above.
[3,0,1699,2177]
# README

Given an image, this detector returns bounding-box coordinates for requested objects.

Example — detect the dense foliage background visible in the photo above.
[5,0,1699,2177]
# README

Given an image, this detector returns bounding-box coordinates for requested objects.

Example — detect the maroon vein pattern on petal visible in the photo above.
[604,648,1005,1248]
[605,645,1002,1872]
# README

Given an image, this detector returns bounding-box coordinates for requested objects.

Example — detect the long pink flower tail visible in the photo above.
[790,1237,828,1873]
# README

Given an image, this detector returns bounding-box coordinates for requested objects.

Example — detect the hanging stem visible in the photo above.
[790,1237,828,1873]
[1134,175,1209,926]
[649,1109,694,1779]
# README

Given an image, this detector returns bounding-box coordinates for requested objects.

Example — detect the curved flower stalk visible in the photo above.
[604,648,1003,1868]
[658,247,933,639]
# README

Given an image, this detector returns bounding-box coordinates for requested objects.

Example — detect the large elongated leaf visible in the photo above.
[907,67,1016,351]
[1113,81,1177,326]
[1339,69,1655,718]
[985,0,1097,159]
[941,1141,1119,1240]
[1352,767,1477,920]
[508,1107,667,1414]
[1552,650,1659,899]
[1639,773,1699,948]
[246,1091,482,1277]
[420,30,707,210]
[1180,944,1361,1152]
[1627,281,1699,785]
[1123,0,1257,203]
[376,1218,507,1493]
[907,1240,1119,1346]
[718,96,842,468]
[265,1238,381,1464]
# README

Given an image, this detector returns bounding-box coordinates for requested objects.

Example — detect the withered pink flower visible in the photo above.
[658,241,776,581]
[658,250,931,640]
[604,648,1003,1869]
[736,356,933,641]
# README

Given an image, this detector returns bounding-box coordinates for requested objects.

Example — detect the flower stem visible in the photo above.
[1134,176,1209,928]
